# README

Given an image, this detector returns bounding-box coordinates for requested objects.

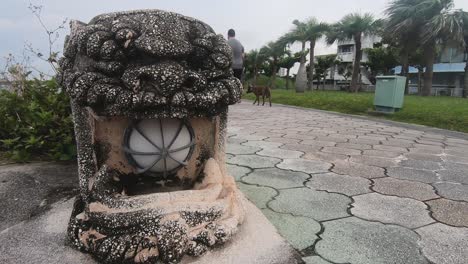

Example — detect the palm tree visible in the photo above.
[259,40,287,89]
[326,13,378,92]
[282,18,329,92]
[244,49,266,86]
[278,51,302,89]
[385,0,458,96]
[425,9,468,97]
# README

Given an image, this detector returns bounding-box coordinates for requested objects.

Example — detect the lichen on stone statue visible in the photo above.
[59,9,244,264]
[58,9,242,119]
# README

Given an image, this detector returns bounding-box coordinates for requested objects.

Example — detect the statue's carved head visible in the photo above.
[59,10,244,264]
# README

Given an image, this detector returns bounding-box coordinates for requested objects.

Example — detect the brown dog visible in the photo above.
[247,84,272,107]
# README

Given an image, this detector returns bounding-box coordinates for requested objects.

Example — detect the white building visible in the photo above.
[323,35,381,88]
[336,35,381,63]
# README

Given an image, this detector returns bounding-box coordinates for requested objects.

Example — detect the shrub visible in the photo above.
[0,79,75,162]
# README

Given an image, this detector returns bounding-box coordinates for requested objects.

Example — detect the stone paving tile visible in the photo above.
[399,159,442,171]
[269,188,351,221]
[241,140,283,149]
[321,147,362,156]
[416,140,444,146]
[349,155,399,167]
[306,172,371,196]
[282,134,317,141]
[439,162,468,184]
[315,217,429,264]
[445,147,468,157]
[416,223,468,264]
[314,136,348,143]
[226,143,261,155]
[302,256,332,264]
[262,209,321,250]
[412,144,444,151]
[236,182,276,209]
[433,182,468,202]
[300,140,336,147]
[243,168,309,189]
[302,152,349,163]
[332,133,358,139]
[288,127,313,132]
[229,134,267,141]
[358,135,389,141]
[352,193,434,228]
[335,143,372,150]
[256,148,303,159]
[421,133,445,140]
[348,138,381,145]
[443,162,468,171]
[444,155,468,164]
[372,177,439,201]
[404,153,443,162]
[445,138,468,145]
[227,137,247,145]
[280,143,321,153]
[363,150,402,158]
[437,170,468,184]
[372,145,409,153]
[263,137,301,144]
[227,155,281,169]
[227,164,251,181]
[253,133,287,139]
[277,158,331,174]
[386,167,439,183]
[408,147,443,155]
[426,199,468,227]
[332,161,386,179]
[382,139,415,147]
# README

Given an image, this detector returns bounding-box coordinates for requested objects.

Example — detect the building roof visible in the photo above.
[394,63,466,74]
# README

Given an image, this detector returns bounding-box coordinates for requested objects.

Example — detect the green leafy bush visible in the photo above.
[0,79,75,162]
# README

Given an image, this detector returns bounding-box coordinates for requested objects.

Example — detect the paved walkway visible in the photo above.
[226,101,468,264]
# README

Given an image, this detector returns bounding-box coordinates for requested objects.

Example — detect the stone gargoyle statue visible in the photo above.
[57,9,244,264]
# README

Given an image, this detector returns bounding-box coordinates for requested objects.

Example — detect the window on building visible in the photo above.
[339,45,354,53]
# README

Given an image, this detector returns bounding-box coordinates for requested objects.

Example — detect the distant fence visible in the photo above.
[313,83,464,97]
[408,86,464,97]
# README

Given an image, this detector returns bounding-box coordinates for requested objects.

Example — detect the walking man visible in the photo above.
[227,29,244,81]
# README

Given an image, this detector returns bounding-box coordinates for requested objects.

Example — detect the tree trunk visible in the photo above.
[295,41,307,93]
[422,43,435,96]
[417,69,423,95]
[400,48,410,94]
[331,64,336,90]
[308,41,316,91]
[351,34,362,93]
[253,67,258,86]
[270,61,277,89]
[286,68,290,90]
[464,48,468,98]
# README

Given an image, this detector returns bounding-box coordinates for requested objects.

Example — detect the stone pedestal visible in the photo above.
[0,198,302,264]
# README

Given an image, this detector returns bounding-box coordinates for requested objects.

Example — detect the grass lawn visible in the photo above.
[242,89,468,133]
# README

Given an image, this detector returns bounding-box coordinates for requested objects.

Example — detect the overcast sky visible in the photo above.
[2,0,468,75]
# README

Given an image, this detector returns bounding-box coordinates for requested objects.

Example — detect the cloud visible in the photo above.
[0,18,16,30]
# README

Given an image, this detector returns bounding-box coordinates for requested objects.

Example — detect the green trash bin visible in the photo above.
[374,76,406,113]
